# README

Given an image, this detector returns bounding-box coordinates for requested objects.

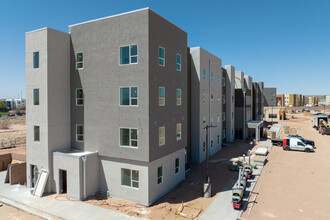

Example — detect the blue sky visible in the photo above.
[0,0,329,98]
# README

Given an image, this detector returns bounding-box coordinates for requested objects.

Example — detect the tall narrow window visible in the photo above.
[222,130,226,139]
[34,126,40,142]
[217,135,220,144]
[222,75,226,87]
[203,69,206,80]
[203,141,206,152]
[76,52,83,69]
[159,47,165,66]
[159,126,165,146]
[217,74,220,83]
[222,95,226,104]
[33,89,39,105]
[217,114,220,122]
[177,89,181,106]
[211,138,213,148]
[203,92,206,104]
[217,94,220,104]
[120,128,138,147]
[222,112,226,121]
[175,158,180,174]
[176,54,181,71]
[120,45,138,65]
[176,123,182,140]
[159,87,165,106]
[120,87,138,106]
[203,117,206,128]
[157,166,163,184]
[211,94,213,104]
[211,72,213,82]
[76,125,84,142]
[76,89,83,106]
[33,52,39,69]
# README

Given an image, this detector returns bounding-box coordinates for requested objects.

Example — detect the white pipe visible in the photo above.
[82,156,87,199]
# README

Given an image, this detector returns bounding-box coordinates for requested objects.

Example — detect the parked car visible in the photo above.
[286,135,315,146]
[283,138,314,152]
[8,113,15,117]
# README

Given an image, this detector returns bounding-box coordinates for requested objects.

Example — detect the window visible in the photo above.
[159,87,165,106]
[157,166,163,184]
[34,126,40,142]
[177,89,181,106]
[33,52,39,69]
[217,74,220,83]
[203,117,206,128]
[211,115,213,123]
[33,89,39,105]
[217,135,220,144]
[211,94,213,104]
[217,114,220,122]
[217,94,220,104]
[211,72,213,82]
[76,125,84,142]
[203,69,206,80]
[232,79,235,88]
[159,126,165,146]
[175,158,179,174]
[159,47,165,66]
[203,141,206,152]
[203,92,206,104]
[120,87,138,106]
[121,168,139,188]
[76,89,83,106]
[120,128,138,147]
[176,123,182,140]
[120,45,137,65]
[222,130,226,139]
[222,75,226,87]
[269,114,277,118]
[176,54,181,71]
[211,138,213,148]
[222,95,226,104]
[76,52,83,69]
[222,112,226,121]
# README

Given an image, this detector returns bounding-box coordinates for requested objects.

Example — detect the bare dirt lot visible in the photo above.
[241,111,330,219]
[86,141,256,219]
[0,203,42,220]
[0,116,26,149]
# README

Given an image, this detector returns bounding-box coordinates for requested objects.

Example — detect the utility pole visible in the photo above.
[204,124,217,197]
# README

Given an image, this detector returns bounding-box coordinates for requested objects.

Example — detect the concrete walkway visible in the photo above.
[199,141,271,220]
[0,171,139,220]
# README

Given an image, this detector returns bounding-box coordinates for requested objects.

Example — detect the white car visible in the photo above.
[283,138,314,152]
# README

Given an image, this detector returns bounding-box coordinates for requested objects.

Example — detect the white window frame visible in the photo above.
[159,87,165,106]
[176,53,181,71]
[157,166,163,184]
[119,128,138,148]
[119,44,138,66]
[76,124,84,142]
[177,89,182,106]
[119,86,138,107]
[176,123,182,140]
[158,46,165,67]
[159,126,165,146]
[34,125,40,143]
[175,158,180,174]
[76,52,83,70]
[121,168,139,189]
[76,88,83,106]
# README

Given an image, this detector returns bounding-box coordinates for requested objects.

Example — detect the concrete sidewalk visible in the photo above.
[0,171,139,220]
[199,141,271,220]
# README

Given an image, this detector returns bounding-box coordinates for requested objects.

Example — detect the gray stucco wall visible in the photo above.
[190,47,222,163]
[263,87,276,107]
[26,28,71,193]
[225,65,235,143]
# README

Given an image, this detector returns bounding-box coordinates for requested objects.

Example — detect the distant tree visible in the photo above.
[0,101,7,112]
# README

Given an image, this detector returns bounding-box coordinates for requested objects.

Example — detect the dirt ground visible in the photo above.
[0,203,42,220]
[241,111,330,219]
[86,141,256,219]
[0,116,26,148]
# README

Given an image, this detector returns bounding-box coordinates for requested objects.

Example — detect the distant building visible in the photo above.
[263,107,286,122]
[263,88,276,107]
[0,99,26,110]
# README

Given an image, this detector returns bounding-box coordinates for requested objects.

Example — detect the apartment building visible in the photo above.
[263,88,276,107]
[223,65,235,143]
[1,99,26,110]
[26,8,188,206]
[190,47,223,163]
[276,94,284,107]
[308,96,319,105]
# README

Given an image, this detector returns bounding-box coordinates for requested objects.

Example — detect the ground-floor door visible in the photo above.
[59,169,67,193]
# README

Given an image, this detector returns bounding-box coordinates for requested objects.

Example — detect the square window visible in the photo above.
[76,89,83,106]
[159,126,165,146]
[76,125,84,142]
[176,54,181,71]
[34,126,40,142]
[159,87,165,106]
[176,89,181,106]
[76,53,83,69]
[157,166,163,184]
[33,52,39,69]
[159,47,165,67]
[120,87,138,106]
[175,158,179,174]
[120,45,138,65]
[120,128,138,147]
[33,89,39,105]
[176,123,182,140]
